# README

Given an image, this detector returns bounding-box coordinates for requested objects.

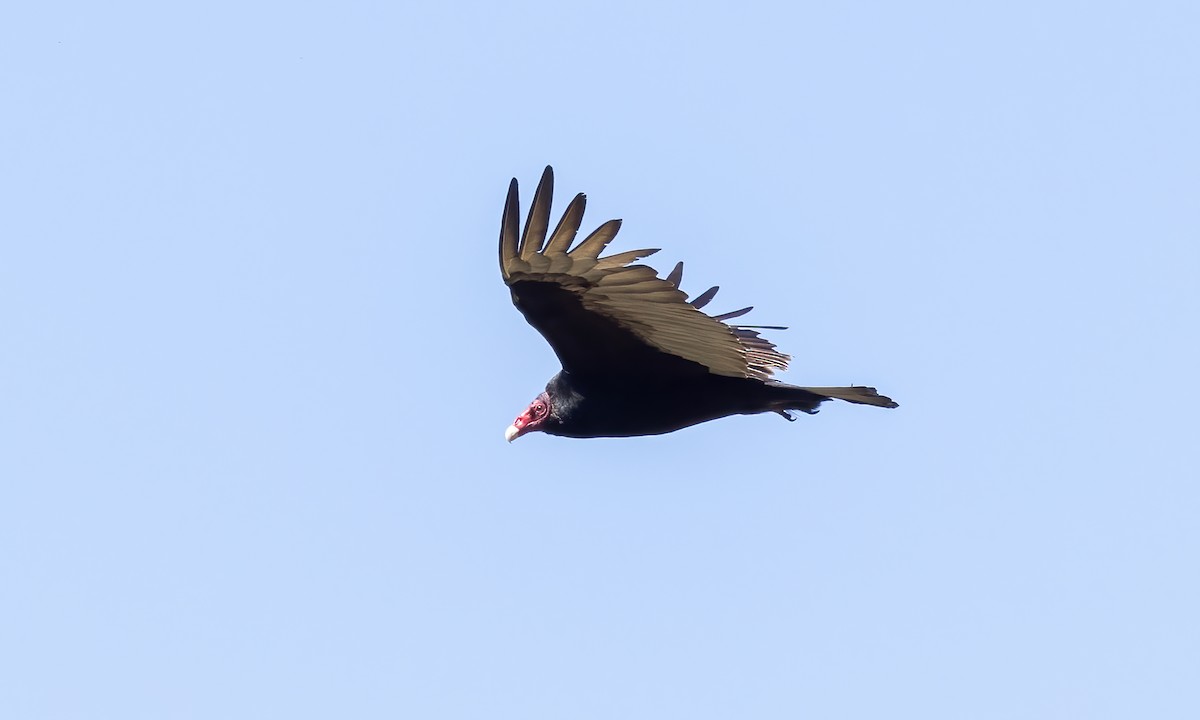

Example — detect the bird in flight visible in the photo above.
[501,166,897,442]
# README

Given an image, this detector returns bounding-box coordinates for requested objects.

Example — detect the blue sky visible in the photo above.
[2,1,1197,718]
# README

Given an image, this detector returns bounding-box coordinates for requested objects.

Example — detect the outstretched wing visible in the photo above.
[499,166,791,382]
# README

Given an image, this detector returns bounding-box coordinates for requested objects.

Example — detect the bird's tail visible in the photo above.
[768,384,898,419]
[801,385,899,409]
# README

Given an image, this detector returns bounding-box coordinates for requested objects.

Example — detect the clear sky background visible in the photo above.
[2,1,1197,718]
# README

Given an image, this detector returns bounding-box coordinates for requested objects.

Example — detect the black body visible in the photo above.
[539,370,828,438]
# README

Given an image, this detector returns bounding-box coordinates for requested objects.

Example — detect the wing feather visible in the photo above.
[499,179,520,273]
[592,249,660,271]
[500,167,791,381]
[690,286,719,309]
[519,166,554,260]
[712,306,752,321]
[544,193,586,255]
[569,219,623,259]
[666,262,684,287]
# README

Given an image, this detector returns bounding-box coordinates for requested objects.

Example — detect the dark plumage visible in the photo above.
[501,166,897,441]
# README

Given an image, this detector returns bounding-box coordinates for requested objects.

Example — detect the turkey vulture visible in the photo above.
[501,166,897,441]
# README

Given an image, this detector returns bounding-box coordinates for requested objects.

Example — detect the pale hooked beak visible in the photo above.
[504,424,520,443]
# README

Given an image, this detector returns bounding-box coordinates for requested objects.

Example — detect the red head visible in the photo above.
[505,392,552,442]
